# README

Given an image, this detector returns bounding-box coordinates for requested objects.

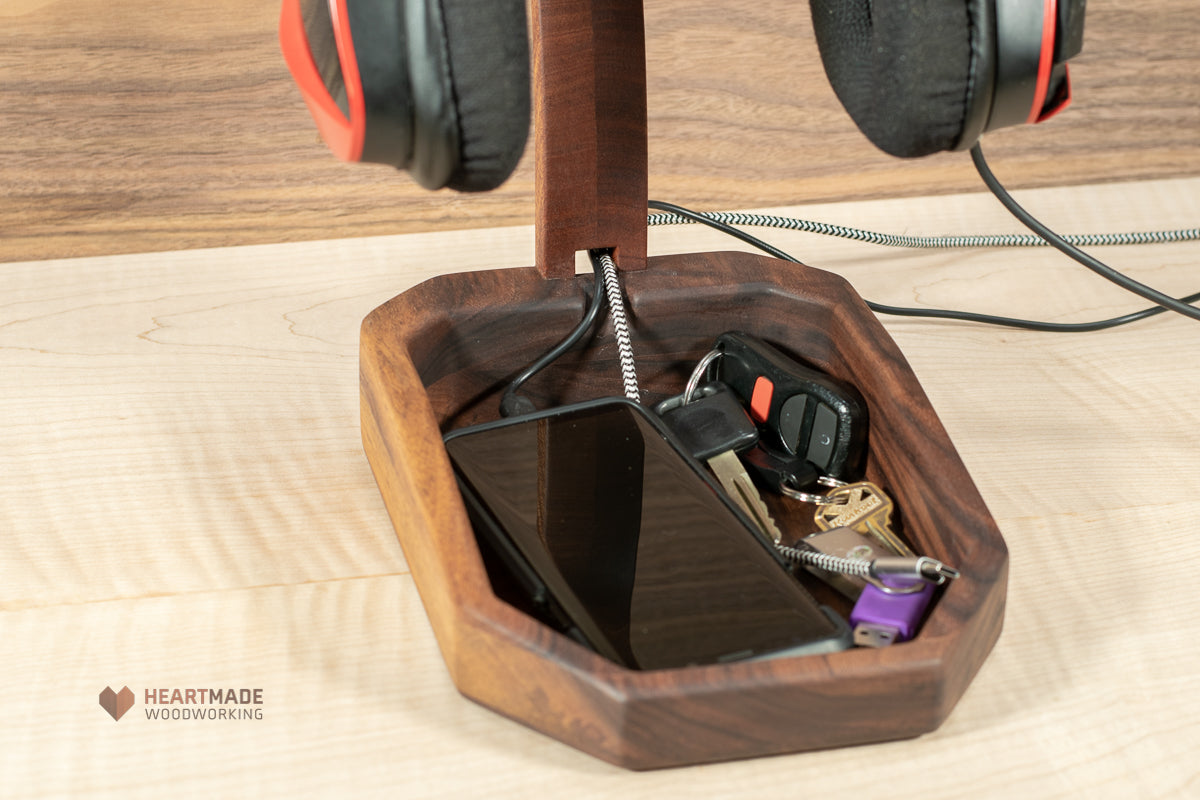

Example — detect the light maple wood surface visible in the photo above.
[3,177,1199,796]
[2,0,1199,263]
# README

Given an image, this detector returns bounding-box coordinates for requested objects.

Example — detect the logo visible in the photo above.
[97,685,266,721]
[99,686,135,721]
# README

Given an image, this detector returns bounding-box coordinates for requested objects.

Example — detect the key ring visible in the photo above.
[778,475,846,505]
[682,348,724,405]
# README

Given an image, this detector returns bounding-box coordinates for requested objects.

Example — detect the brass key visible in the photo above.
[813,481,915,557]
[706,451,785,544]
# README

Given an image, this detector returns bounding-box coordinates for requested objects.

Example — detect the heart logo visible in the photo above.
[99,686,135,721]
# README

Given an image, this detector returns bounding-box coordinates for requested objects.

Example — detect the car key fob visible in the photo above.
[711,331,868,480]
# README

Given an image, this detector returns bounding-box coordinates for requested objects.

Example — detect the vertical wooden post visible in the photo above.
[531,0,648,278]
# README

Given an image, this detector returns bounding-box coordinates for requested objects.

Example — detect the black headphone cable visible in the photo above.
[648,162,1200,333]
[969,144,1200,324]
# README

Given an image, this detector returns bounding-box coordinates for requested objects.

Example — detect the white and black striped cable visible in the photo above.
[648,209,1200,250]
[775,543,873,578]
[597,252,641,403]
[648,194,1200,332]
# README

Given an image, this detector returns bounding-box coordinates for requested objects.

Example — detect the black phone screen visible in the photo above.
[444,398,847,670]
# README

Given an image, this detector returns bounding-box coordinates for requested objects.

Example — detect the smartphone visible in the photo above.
[444,397,850,670]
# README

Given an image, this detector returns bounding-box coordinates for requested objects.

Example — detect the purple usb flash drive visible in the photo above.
[849,582,934,647]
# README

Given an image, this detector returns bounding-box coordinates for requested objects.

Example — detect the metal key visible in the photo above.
[709,451,785,545]
[656,382,786,544]
[813,481,915,557]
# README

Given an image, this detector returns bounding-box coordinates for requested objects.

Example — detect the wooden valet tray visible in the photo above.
[359,249,1008,770]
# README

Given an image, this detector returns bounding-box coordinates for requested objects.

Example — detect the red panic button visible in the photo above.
[749,376,774,423]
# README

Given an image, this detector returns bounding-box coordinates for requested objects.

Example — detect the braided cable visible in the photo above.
[647,198,1200,332]
[597,252,641,403]
[648,210,1200,250]
[775,543,872,577]
[969,144,1200,324]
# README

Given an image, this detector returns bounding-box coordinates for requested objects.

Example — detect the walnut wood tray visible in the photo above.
[359,249,1008,769]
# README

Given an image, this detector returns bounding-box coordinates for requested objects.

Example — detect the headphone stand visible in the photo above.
[359,0,1006,769]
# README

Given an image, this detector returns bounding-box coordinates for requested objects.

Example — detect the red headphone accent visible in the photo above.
[1029,0,1070,123]
[279,0,365,161]
[1036,64,1072,123]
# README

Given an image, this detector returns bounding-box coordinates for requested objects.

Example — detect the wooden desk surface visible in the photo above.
[3,179,1200,797]
[2,0,1199,263]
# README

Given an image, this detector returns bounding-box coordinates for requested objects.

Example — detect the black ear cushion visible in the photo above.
[810,0,980,158]
[439,0,530,192]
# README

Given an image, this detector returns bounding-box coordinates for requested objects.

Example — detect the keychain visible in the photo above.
[664,337,961,647]
[780,480,960,647]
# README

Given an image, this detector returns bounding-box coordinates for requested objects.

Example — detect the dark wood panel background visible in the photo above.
[1,0,1197,262]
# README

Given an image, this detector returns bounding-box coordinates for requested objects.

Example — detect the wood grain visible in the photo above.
[3,178,1200,795]
[2,0,1199,263]
[532,0,648,276]
[359,251,1007,768]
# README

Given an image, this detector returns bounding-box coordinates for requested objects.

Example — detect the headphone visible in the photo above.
[279,0,530,191]
[279,0,1086,190]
